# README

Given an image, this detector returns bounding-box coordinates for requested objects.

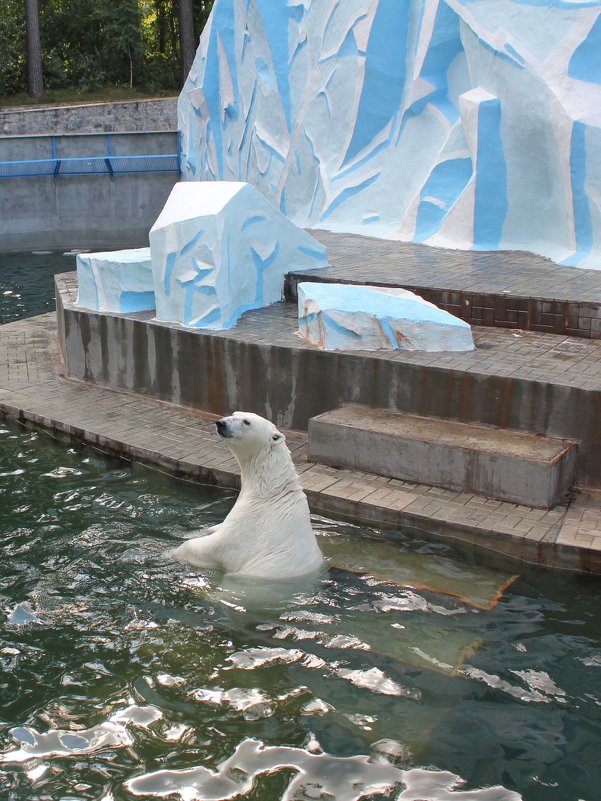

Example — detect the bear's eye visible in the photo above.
[272,434,281,441]
[243,419,251,426]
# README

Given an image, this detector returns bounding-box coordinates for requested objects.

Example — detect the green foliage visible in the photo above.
[93,0,145,88]
[143,51,179,95]
[1,0,214,99]
[0,0,26,95]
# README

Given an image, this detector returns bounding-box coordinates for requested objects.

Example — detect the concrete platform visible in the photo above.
[287,231,601,339]
[56,272,601,488]
[2,311,601,573]
[309,406,577,509]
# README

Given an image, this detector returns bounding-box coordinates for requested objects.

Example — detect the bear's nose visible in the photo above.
[216,419,228,435]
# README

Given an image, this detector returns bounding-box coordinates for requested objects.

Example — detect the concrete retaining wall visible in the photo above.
[0,132,179,251]
[56,275,601,489]
[0,98,177,136]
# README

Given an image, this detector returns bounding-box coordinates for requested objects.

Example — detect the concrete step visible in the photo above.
[286,230,601,340]
[308,405,578,509]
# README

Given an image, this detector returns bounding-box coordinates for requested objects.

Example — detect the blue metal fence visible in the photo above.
[0,133,181,179]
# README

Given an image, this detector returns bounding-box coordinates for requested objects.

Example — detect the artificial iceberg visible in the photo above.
[149,181,327,329]
[76,248,155,314]
[178,0,601,269]
[298,282,475,351]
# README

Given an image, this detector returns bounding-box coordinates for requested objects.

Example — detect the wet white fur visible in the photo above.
[172,412,324,578]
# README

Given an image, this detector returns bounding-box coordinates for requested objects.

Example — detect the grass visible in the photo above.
[0,86,178,109]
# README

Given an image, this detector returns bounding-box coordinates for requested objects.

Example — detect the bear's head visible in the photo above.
[216,411,286,460]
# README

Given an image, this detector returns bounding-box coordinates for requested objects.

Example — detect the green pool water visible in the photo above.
[1,253,601,800]
[0,251,76,324]
[1,420,600,801]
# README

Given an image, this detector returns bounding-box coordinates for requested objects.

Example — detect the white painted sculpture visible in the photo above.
[298,282,475,352]
[179,0,601,269]
[149,181,327,329]
[75,248,155,313]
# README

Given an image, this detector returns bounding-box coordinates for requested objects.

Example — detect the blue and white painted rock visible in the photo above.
[179,0,601,269]
[76,248,155,314]
[149,181,327,329]
[298,282,474,352]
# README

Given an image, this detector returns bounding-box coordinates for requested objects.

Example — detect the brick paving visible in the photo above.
[287,231,601,338]
[2,312,601,572]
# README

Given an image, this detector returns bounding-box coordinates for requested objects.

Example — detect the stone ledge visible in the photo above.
[286,231,601,339]
[3,311,601,572]
[308,406,577,508]
[55,271,601,489]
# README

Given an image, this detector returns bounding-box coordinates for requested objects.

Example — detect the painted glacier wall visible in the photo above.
[178,0,601,269]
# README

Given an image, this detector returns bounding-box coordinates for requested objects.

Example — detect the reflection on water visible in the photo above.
[125,737,520,800]
[1,420,601,801]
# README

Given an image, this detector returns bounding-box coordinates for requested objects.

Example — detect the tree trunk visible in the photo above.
[157,0,166,54]
[179,0,195,85]
[24,0,44,98]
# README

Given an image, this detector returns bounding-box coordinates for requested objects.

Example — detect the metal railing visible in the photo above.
[0,132,181,179]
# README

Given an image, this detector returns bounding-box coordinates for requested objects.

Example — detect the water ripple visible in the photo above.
[1,416,600,800]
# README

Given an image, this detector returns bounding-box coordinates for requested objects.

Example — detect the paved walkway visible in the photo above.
[311,230,601,302]
[1,313,601,573]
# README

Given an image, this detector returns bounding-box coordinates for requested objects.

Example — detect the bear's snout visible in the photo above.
[216,418,230,437]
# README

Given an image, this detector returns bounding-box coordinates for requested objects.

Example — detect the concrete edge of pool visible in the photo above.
[2,310,601,574]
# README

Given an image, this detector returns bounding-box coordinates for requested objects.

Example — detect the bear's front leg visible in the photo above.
[170,524,224,568]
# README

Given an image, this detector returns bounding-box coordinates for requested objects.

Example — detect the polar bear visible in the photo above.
[172,412,324,578]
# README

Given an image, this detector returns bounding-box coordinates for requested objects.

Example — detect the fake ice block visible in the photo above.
[149,181,327,329]
[298,282,474,352]
[76,248,155,313]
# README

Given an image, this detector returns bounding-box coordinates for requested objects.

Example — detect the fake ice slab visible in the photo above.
[179,0,601,269]
[149,181,327,329]
[298,282,474,352]
[76,248,154,313]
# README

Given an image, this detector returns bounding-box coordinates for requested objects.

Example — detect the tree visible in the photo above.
[0,0,25,96]
[24,0,44,97]
[178,0,195,85]
[0,0,216,99]
[96,0,144,89]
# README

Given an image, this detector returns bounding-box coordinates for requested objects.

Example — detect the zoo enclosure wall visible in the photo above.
[0,131,180,252]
